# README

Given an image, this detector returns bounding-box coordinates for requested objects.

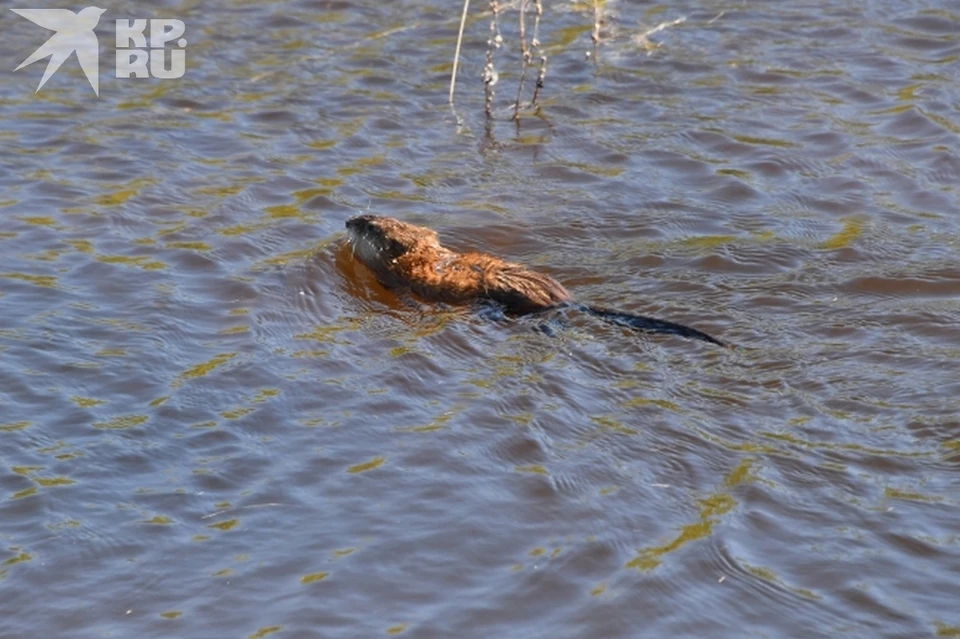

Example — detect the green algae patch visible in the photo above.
[300,571,330,584]
[10,486,37,500]
[94,178,156,206]
[347,456,385,474]
[821,216,864,249]
[173,353,237,388]
[627,492,737,571]
[219,222,267,237]
[388,346,410,358]
[723,457,757,488]
[314,176,343,189]
[743,562,821,600]
[680,235,737,250]
[305,139,337,150]
[166,241,212,251]
[93,415,148,430]
[591,415,638,436]
[398,418,449,433]
[208,518,239,531]
[884,487,943,503]
[292,186,334,202]
[95,255,167,270]
[252,388,280,402]
[0,421,30,432]
[221,406,255,420]
[264,204,301,219]
[561,161,624,177]
[196,182,253,198]
[622,397,681,411]
[935,623,960,637]
[731,134,798,148]
[17,216,62,228]
[336,154,385,176]
[34,477,75,487]
[716,168,752,179]
[95,348,126,357]
[0,273,58,288]
[249,626,283,639]
[295,324,353,344]
[515,465,549,475]
[551,23,592,48]
[3,552,32,566]
[71,396,107,408]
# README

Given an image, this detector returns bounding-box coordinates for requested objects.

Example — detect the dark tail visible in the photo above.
[579,305,727,347]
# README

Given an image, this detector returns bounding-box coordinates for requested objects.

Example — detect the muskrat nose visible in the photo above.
[346,214,378,230]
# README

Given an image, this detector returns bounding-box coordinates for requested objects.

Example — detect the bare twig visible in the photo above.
[591,0,601,44]
[639,16,686,40]
[449,0,471,107]
[635,16,686,54]
[482,0,502,118]
[512,0,530,120]
[530,0,546,107]
[532,0,543,49]
[531,55,546,106]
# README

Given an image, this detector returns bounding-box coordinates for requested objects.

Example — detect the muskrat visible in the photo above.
[344,214,726,347]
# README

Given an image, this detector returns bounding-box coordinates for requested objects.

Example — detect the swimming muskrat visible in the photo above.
[345,214,726,347]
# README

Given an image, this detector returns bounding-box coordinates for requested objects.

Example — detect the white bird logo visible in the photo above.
[11,6,106,96]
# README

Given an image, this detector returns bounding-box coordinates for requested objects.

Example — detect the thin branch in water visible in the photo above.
[635,16,686,54]
[482,0,502,118]
[531,55,547,106]
[530,0,546,107]
[449,0,471,107]
[591,0,602,44]
[512,0,530,121]
[532,0,543,49]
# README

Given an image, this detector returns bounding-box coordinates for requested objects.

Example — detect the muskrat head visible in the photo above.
[345,215,440,269]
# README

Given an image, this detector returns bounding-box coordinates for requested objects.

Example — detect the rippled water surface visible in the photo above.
[2,1,959,637]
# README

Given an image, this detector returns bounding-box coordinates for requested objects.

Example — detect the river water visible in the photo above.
[1,1,958,637]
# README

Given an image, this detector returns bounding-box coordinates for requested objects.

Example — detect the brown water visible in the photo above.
[2,1,959,637]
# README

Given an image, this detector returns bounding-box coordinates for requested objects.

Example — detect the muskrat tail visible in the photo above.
[580,305,728,348]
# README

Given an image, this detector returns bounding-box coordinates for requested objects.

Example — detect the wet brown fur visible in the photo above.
[344,214,727,347]
[345,215,571,314]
